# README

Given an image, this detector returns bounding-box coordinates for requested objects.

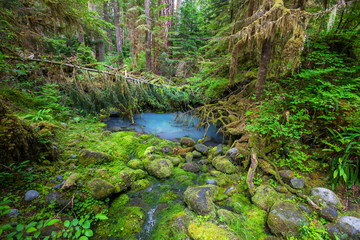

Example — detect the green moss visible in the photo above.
[159,190,180,203]
[109,194,130,216]
[173,167,197,186]
[127,158,144,169]
[150,203,191,240]
[188,221,239,240]
[212,156,237,174]
[130,179,151,192]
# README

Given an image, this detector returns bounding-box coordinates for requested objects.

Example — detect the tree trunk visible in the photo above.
[113,0,124,65]
[158,0,174,49]
[255,38,271,99]
[145,0,152,72]
[96,40,105,62]
[77,26,84,43]
[103,2,113,53]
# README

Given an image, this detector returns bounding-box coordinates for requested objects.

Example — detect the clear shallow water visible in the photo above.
[105,112,224,143]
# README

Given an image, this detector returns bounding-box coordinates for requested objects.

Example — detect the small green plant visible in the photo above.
[23,109,53,121]
[62,218,93,240]
[323,127,360,189]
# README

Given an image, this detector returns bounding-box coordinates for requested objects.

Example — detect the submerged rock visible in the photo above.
[188,221,240,240]
[25,190,40,202]
[147,159,174,179]
[326,216,360,240]
[252,185,282,210]
[181,137,196,147]
[182,162,200,173]
[311,187,344,210]
[212,156,237,174]
[87,178,115,200]
[194,144,209,155]
[267,201,307,238]
[184,185,218,216]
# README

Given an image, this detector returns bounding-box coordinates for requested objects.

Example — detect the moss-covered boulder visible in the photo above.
[130,179,151,192]
[96,206,145,239]
[326,216,360,240]
[181,137,196,147]
[87,178,115,200]
[182,162,200,172]
[127,158,144,169]
[267,201,307,238]
[311,187,344,210]
[194,144,209,155]
[212,156,237,174]
[166,156,182,166]
[0,99,52,163]
[188,221,240,240]
[79,149,111,165]
[184,185,218,217]
[147,159,174,179]
[251,185,283,210]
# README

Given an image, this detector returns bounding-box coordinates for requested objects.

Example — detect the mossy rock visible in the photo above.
[174,167,197,186]
[0,99,51,163]
[130,179,151,192]
[217,209,240,224]
[96,206,145,239]
[181,137,196,147]
[251,185,284,210]
[127,158,144,169]
[212,156,237,174]
[188,221,240,240]
[166,156,182,166]
[184,185,218,217]
[267,201,307,238]
[87,178,115,200]
[182,162,200,172]
[79,149,111,165]
[109,194,130,216]
[311,187,344,210]
[147,159,174,179]
[326,216,360,240]
[150,204,193,239]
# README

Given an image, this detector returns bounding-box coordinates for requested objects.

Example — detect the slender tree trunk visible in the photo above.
[96,40,105,62]
[77,26,84,43]
[255,38,271,99]
[145,0,152,72]
[113,0,124,65]
[103,2,113,53]
[158,0,174,49]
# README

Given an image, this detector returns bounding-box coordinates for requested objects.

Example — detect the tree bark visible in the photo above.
[103,2,114,53]
[95,40,105,62]
[255,38,271,99]
[77,25,84,43]
[113,0,124,65]
[158,0,174,49]
[145,0,152,72]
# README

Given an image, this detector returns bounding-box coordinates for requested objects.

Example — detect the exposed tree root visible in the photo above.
[247,149,258,196]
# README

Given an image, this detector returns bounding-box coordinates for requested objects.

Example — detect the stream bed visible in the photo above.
[105,112,224,144]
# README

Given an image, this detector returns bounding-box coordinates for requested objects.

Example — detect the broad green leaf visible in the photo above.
[34,230,41,238]
[84,229,93,237]
[37,220,44,229]
[95,213,108,220]
[16,224,25,232]
[44,219,60,227]
[79,236,88,240]
[64,220,70,228]
[26,227,37,233]
[75,229,81,239]
[82,220,91,229]
[71,219,79,226]
[26,222,37,229]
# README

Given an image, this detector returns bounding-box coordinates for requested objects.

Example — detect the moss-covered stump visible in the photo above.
[96,206,145,239]
[87,178,115,200]
[188,221,240,240]
[267,201,307,238]
[212,156,237,174]
[0,98,51,163]
[147,159,174,179]
[251,185,283,210]
[79,150,111,165]
[326,216,360,240]
[184,185,218,217]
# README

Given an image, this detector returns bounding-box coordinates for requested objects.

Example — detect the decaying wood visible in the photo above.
[247,149,258,196]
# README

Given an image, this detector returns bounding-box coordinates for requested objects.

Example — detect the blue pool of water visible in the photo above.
[105,112,224,144]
